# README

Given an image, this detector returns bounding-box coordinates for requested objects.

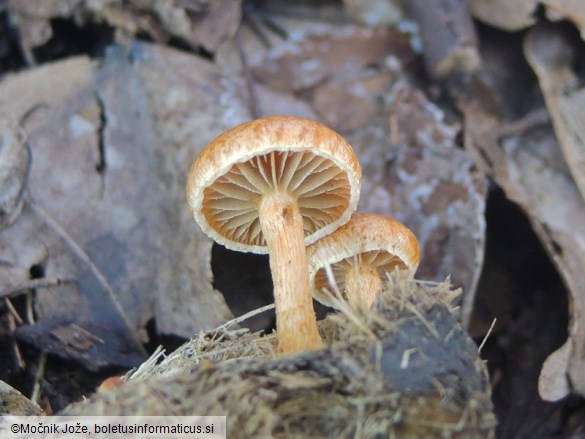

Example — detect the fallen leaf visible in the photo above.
[127,41,251,336]
[409,0,480,79]
[8,0,82,48]
[0,121,28,229]
[539,340,571,401]
[468,0,539,31]
[0,380,43,415]
[8,0,241,53]
[251,26,413,93]
[189,0,242,52]
[543,0,585,40]
[0,42,252,369]
[461,85,585,400]
[312,72,396,133]
[352,83,487,323]
[342,0,405,26]
[524,24,585,204]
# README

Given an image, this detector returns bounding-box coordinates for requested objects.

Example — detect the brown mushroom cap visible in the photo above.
[308,213,420,308]
[186,116,362,254]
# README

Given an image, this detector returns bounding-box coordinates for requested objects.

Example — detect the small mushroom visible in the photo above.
[308,213,419,309]
[186,116,361,353]
[97,376,125,393]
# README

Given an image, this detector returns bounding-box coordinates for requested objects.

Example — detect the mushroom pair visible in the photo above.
[186,116,418,354]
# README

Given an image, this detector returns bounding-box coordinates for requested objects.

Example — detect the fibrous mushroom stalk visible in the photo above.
[345,262,383,308]
[258,191,323,353]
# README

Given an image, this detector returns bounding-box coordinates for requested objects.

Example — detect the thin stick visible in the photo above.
[406,302,440,339]
[25,291,34,324]
[4,302,26,370]
[4,298,24,325]
[235,29,260,120]
[128,346,166,381]
[217,303,276,330]
[30,353,47,404]
[478,318,496,353]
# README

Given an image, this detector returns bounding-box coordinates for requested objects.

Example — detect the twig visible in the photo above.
[478,318,496,353]
[128,346,166,381]
[5,297,26,370]
[241,4,275,49]
[406,302,440,339]
[5,306,26,370]
[496,108,550,139]
[30,352,47,404]
[216,303,275,331]
[235,28,260,119]
[4,297,23,324]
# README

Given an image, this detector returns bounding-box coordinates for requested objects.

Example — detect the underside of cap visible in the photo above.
[307,213,420,307]
[186,116,362,253]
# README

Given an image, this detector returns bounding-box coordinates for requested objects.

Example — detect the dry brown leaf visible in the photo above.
[543,0,585,40]
[254,83,319,120]
[350,83,487,324]
[539,340,571,401]
[521,24,585,401]
[342,0,405,26]
[468,0,539,31]
[189,0,242,52]
[410,0,480,79]
[127,41,251,335]
[0,380,43,415]
[312,72,396,133]
[215,4,347,74]
[0,43,250,369]
[0,121,28,229]
[8,0,82,48]
[8,0,240,53]
[524,24,585,204]
[251,26,413,93]
[0,55,150,369]
[469,0,585,38]
[461,91,585,401]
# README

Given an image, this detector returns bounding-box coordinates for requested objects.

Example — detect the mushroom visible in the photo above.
[186,116,362,353]
[308,213,420,309]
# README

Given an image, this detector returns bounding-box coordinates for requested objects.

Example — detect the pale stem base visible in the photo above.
[345,263,382,308]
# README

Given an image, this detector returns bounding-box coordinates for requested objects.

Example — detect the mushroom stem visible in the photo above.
[259,191,323,353]
[345,262,383,308]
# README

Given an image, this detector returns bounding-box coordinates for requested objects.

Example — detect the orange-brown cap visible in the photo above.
[97,376,125,393]
[186,116,362,253]
[308,213,420,308]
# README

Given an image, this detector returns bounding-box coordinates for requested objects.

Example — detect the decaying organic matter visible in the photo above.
[61,273,496,438]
